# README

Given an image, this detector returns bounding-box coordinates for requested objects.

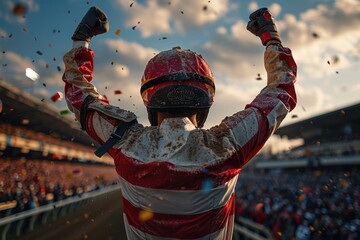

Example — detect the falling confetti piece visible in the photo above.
[332,55,339,64]
[201,178,213,191]
[139,210,154,222]
[340,110,346,115]
[327,60,330,65]
[12,3,28,16]
[114,90,122,95]
[130,2,134,7]
[42,83,46,87]
[57,66,61,72]
[203,6,208,11]
[312,32,319,38]
[9,34,13,38]
[41,98,45,102]
[23,28,28,32]
[115,29,121,36]
[36,50,43,55]
[181,11,184,14]
[60,109,70,115]
[256,73,262,81]
[25,68,39,81]
[51,92,63,102]
[291,114,298,118]
[22,119,29,125]
[132,26,136,30]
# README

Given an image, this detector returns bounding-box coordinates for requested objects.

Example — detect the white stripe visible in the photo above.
[123,214,232,240]
[231,110,259,147]
[119,175,238,215]
[266,101,288,131]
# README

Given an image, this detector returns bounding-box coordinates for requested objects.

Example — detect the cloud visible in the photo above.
[248,2,258,12]
[114,0,230,38]
[0,51,38,86]
[278,0,360,47]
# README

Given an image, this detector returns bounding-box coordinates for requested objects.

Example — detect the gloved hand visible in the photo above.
[72,6,109,43]
[246,8,281,46]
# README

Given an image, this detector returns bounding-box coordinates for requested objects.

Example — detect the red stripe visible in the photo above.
[123,194,235,239]
[114,152,242,190]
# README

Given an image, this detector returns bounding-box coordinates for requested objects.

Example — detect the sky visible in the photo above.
[0,0,360,133]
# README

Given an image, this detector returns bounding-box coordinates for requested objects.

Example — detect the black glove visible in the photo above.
[246,8,281,46]
[72,6,109,43]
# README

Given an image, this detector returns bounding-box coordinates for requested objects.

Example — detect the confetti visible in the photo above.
[130,2,134,7]
[327,60,330,65]
[57,66,61,72]
[41,98,45,102]
[60,109,70,115]
[22,119,29,125]
[42,83,46,87]
[114,90,122,95]
[312,32,319,38]
[256,73,262,81]
[36,50,43,55]
[12,3,28,16]
[25,68,39,81]
[201,178,213,191]
[139,210,154,222]
[291,114,298,118]
[132,26,137,30]
[181,11,184,14]
[51,92,63,102]
[115,29,121,36]
[332,55,339,64]
[203,6,208,11]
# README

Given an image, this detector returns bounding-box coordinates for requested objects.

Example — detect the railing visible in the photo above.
[233,217,273,240]
[0,184,120,240]
[1,186,273,240]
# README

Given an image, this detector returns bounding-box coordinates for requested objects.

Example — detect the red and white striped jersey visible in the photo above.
[62,43,297,239]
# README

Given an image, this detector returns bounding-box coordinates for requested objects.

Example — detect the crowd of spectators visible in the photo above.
[0,158,119,216]
[235,167,360,240]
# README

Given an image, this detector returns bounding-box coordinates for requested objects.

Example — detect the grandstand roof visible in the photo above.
[275,102,360,144]
[0,80,97,147]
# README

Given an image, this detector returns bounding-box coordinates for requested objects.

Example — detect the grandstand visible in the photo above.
[1,79,360,240]
[234,102,360,240]
[0,80,120,239]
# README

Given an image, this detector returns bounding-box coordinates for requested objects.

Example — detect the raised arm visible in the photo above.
[220,8,297,165]
[62,6,138,158]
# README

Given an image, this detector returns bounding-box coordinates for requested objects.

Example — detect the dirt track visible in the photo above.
[15,189,128,240]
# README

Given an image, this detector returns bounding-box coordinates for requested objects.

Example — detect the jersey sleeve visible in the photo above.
[220,44,297,165]
[62,45,139,157]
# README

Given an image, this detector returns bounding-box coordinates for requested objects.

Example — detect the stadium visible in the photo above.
[1,78,359,240]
